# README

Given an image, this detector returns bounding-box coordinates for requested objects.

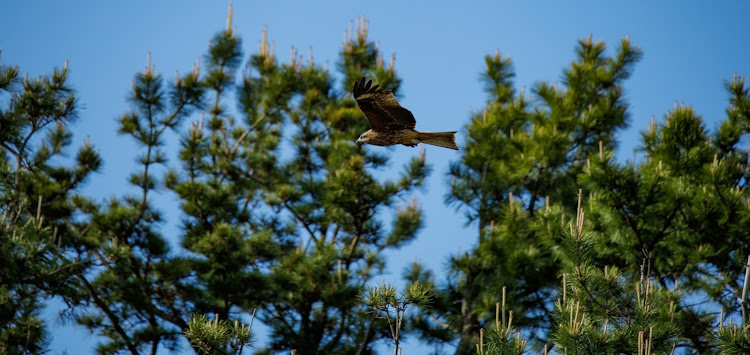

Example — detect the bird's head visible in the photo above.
[356,130,373,146]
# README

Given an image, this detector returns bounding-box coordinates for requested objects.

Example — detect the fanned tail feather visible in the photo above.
[417,131,458,150]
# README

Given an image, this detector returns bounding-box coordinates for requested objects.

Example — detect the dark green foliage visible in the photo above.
[418,37,642,353]
[0,15,423,354]
[59,46,205,354]
[717,324,750,354]
[363,280,432,354]
[168,18,429,354]
[473,287,528,355]
[411,35,750,354]
[477,327,527,355]
[580,76,750,351]
[184,314,253,355]
[546,198,681,354]
[4,13,750,355]
[18,14,427,355]
[0,51,101,353]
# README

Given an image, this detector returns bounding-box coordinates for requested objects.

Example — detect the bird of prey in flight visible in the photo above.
[353,77,458,150]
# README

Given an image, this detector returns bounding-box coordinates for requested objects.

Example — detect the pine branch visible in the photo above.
[78,274,139,354]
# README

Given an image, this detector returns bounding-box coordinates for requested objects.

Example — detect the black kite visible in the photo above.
[353,77,458,150]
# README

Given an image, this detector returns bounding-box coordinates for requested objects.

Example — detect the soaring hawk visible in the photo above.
[352,77,458,150]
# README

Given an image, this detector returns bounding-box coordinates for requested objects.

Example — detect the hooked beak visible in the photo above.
[355,137,364,146]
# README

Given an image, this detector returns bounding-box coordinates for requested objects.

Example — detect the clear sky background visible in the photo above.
[2,1,750,354]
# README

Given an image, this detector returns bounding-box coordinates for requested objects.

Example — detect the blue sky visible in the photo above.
[2,1,750,353]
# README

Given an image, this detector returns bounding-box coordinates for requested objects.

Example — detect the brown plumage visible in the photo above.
[352,77,458,150]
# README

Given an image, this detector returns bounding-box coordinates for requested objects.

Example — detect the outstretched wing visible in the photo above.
[352,77,416,131]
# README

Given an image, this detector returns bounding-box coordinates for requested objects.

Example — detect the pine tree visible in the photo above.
[0,51,101,353]
[412,37,642,353]
[60,51,204,353]
[6,12,750,354]
[362,280,432,354]
[184,313,254,355]
[579,73,750,353]
[546,191,681,354]
[29,11,428,354]
[413,35,750,354]
[167,16,428,354]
